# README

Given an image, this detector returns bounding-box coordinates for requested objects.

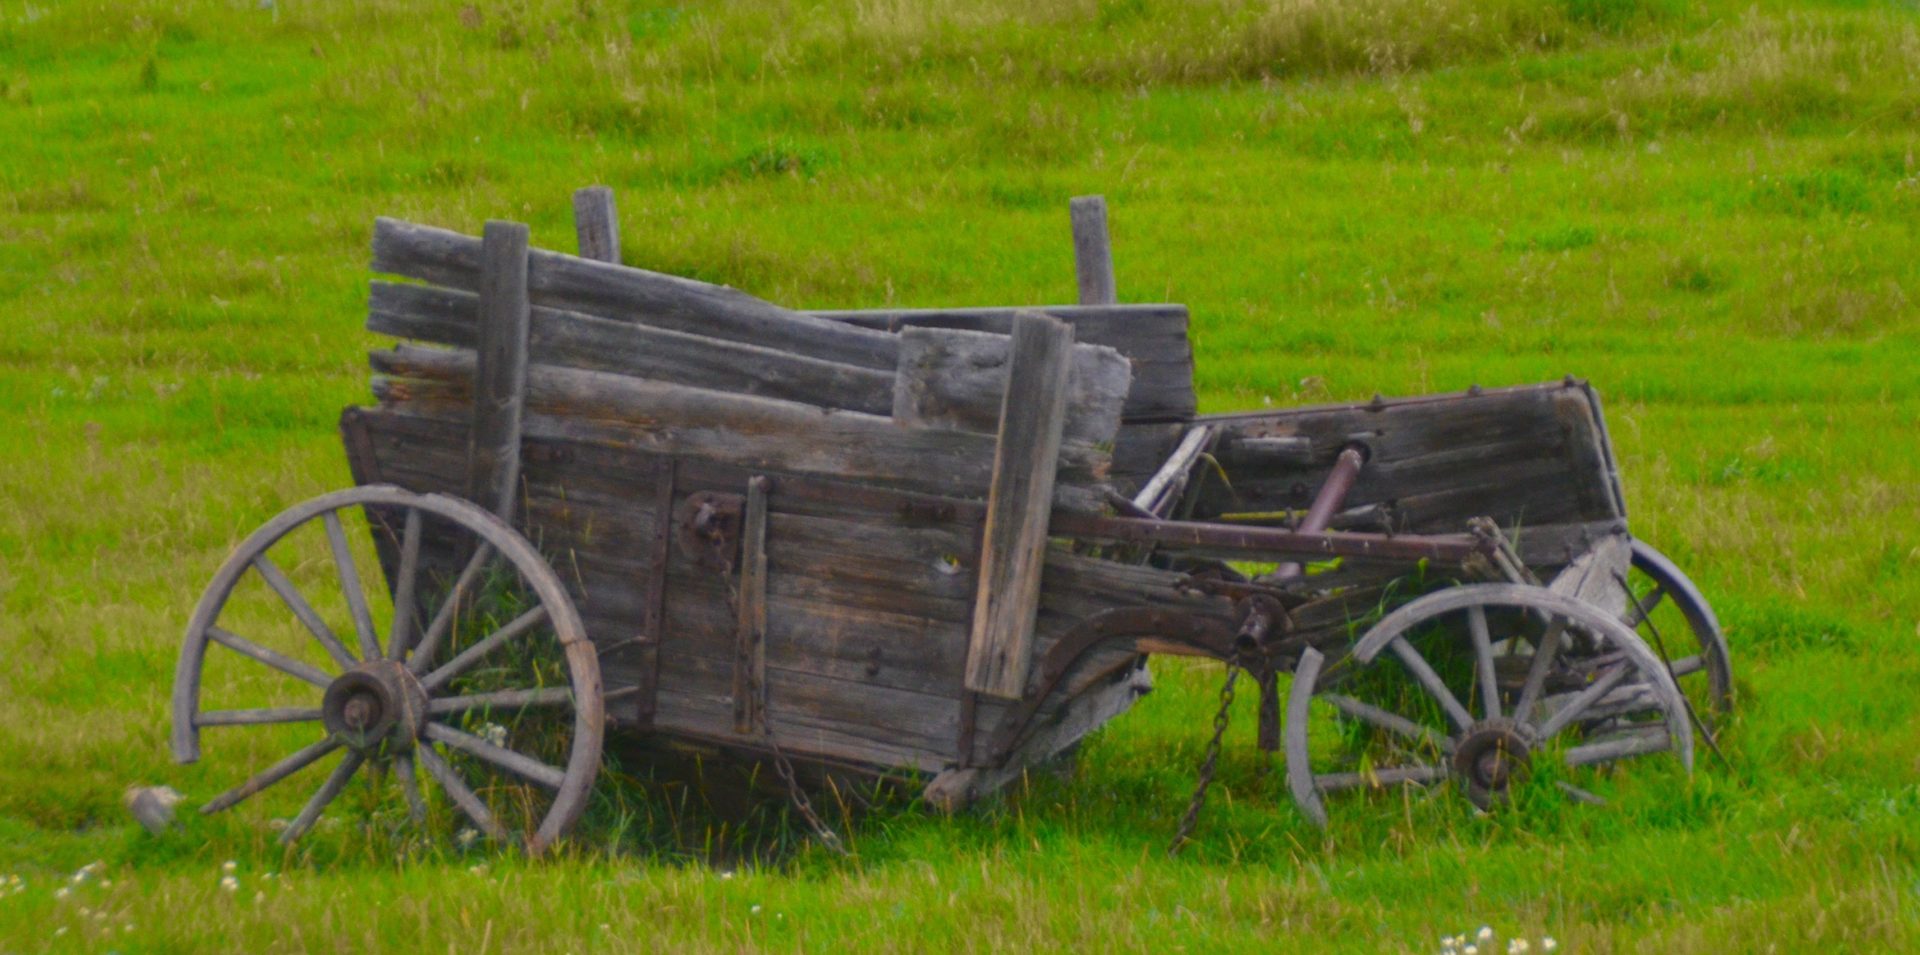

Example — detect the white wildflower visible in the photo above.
[219,875,239,893]
[750,904,762,915]
[599,924,610,932]
[719,870,734,880]
[468,864,489,876]
[254,891,266,903]
[456,828,480,849]
[222,860,238,874]
[54,887,70,900]
[124,923,135,932]
[481,723,508,747]
[1542,940,1558,952]
[1464,946,1478,955]
[1478,927,1494,943]
[54,927,68,937]
[1508,940,1530,954]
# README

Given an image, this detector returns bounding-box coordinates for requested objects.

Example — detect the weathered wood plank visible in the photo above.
[1069,195,1117,306]
[372,217,898,371]
[572,185,620,263]
[369,349,1111,509]
[732,476,770,734]
[965,313,1077,698]
[369,281,895,414]
[468,221,532,519]
[892,326,1130,446]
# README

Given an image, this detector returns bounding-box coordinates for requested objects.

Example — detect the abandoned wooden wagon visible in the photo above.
[169,191,1731,852]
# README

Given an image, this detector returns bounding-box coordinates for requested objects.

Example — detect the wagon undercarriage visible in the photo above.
[169,191,1731,853]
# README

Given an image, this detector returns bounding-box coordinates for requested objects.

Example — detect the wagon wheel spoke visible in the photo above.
[1535,663,1632,740]
[195,707,324,727]
[393,751,427,824]
[252,554,357,671]
[428,687,574,716]
[207,626,332,688]
[1314,764,1448,793]
[1622,582,1667,629]
[278,750,366,845]
[418,605,550,690]
[422,722,568,790]
[414,743,507,842]
[201,735,342,815]
[1512,614,1565,725]
[1564,726,1672,767]
[1322,693,1451,753]
[384,508,424,663]
[1667,655,1705,678]
[404,542,496,667]
[1466,604,1501,720]
[1386,636,1474,732]
[1555,780,1607,805]
[323,511,381,663]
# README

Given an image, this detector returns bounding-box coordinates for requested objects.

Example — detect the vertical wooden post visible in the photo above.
[572,185,620,264]
[468,220,532,521]
[964,312,1076,698]
[732,475,770,733]
[1069,195,1116,306]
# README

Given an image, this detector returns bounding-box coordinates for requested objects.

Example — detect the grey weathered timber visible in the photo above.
[572,186,620,263]
[732,476,770,734]
[807,304,1196,422]
[1069,195,1117,306]
[372,218,897,371]
[892,326,1131,446]
[468,220,532,520]
[1547,532,1631,619]
[965,312,1077,698]
[369,281,894,414]
[366,349,1112,510]
[1190,383,1624,533]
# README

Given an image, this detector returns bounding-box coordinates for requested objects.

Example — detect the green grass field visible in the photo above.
[3,0,1918,950]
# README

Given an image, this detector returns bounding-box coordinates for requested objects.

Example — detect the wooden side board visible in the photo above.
[373,217,900,371]
[342,403,1250,782]
[1189,382,1626,535]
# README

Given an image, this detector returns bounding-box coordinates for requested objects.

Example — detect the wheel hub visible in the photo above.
[322,660,428,751]
[1450,718,1534,809]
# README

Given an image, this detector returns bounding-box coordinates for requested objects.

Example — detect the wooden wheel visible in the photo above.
[170,485,604,854]
[1285,583,1692,826]
[1623,540,1733,718]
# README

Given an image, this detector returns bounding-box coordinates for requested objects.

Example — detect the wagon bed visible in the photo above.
[170,191,1729,852]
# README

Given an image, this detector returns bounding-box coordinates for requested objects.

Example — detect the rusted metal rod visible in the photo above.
[1269,444,1368,580]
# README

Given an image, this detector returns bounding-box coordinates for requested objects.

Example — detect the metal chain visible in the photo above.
[1167,660,1241,857]
[707,536,850,856]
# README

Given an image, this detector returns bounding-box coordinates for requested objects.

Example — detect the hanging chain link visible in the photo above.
[1167,659,1241,857]
[707,533,850,856]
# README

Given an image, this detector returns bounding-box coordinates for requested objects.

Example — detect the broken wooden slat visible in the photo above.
[892,326,1131,446]
[807,304,1196,422]
[965,312,1077,698]
[372,217,898,371]
[1069,195,1117,306]
[368,281,894,414]
[468,220,531,519]
[1131,424,1214,517]
[732,476,770,734]
[572,186,620,263]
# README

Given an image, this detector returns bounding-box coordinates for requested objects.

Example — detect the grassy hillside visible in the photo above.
[2,0,1917,950]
